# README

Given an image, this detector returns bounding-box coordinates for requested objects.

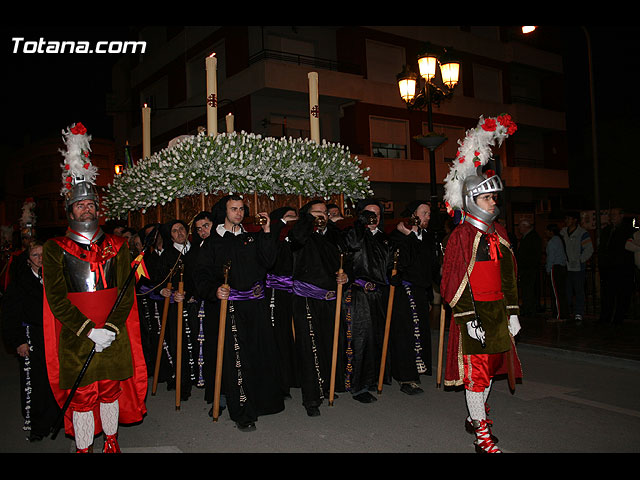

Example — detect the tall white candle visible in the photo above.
[308,72,320,143]
[226,113,234,133]
[142,103,151,159]
[206,53,218,138]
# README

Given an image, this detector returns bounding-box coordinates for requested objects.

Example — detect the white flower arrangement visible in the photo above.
[103,131,373,220]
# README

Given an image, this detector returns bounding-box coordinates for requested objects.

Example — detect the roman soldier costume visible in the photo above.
[42,123,147,452]
[441,115,523,453]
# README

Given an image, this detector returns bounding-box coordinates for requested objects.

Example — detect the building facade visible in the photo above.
[109,25,569,229]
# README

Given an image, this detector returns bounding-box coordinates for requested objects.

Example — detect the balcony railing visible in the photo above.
[248,49,362,76]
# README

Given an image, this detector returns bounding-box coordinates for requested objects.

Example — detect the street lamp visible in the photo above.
[397,44,460,233]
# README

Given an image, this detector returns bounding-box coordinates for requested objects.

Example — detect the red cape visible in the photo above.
[43,234,147,436]
[441,221,523,387]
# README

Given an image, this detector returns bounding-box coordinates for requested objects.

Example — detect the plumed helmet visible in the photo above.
[59,123,102,242]
[462,174,503,228]
[442,114,517,231]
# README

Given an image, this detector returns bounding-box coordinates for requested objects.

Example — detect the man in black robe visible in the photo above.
[341,198,393,403]
[288,200,349,417]
[195,195,285,431]
[267,206,300,396]
[388,201,440,394]
[155,219,200,401]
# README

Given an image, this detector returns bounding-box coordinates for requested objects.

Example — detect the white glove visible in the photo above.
[466,319,486,346]
[508,315,521,336]
[87,328,116,353]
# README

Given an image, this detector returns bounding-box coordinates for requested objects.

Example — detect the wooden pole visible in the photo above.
[175,266,185,410]
[328,253,344,406]
[377,250,399,394]
[212,262,231,421]
[436,303,446,388]
[152,282,172,395]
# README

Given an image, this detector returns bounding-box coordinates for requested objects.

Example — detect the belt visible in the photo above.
[266,273,293,293]
[292,280,336,301]
[229,282,265,301]
[354,278,382,292]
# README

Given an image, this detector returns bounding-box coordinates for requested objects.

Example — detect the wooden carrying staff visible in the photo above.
[377,250,399,394]
[328,253,344,406]
[436,303,447,388]
[175,262,185,410]
[212,261,231,422]
[506,336,516,392]
[152,281,172,395]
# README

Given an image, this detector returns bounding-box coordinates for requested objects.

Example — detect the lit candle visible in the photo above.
[206,53,218,138]
[142,103,151,159]
[226,112,234,133]
[308,72,320,143]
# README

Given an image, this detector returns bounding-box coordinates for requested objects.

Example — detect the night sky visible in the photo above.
[1,24,637,212]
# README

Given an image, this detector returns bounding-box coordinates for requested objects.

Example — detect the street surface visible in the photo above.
[1,332,639,455]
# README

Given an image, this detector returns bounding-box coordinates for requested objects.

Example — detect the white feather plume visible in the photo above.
[443,114,517,211]
[59,123,98,196]
[20,198,36,228]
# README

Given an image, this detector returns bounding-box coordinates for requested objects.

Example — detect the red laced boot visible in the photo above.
[103,434,121,453]
[472,419,502,453]
[465,402,498,443]
[76,445,93,453]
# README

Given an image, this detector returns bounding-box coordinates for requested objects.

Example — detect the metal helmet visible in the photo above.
[462,174,503,231]
[65,180,102,244]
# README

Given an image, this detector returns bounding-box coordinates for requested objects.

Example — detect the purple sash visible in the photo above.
[292,280,336,301]
[229,282,265,301]
[139,283,169,302]
[354,279,379,292]
[266,273,293,293]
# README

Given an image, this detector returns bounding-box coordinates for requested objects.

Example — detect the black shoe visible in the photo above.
[166,378,176,391]
[400,383,424,395]
[236,421,256,432]
[29,432,44,442]
[208,404,226,417]
[305,406,321,417]
[353,392,377,403]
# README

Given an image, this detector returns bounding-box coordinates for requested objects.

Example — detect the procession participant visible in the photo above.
[195,195,285,431]
[155,219,199,400]
[190,211,214,391]
[135,223,172,380]
[1,240,61,442]
[288,200,349,416]
[42,122,146,453]
[267,206,300,395]
[441,115,522,454]
[388,200,440,395]
[341,198,393,403]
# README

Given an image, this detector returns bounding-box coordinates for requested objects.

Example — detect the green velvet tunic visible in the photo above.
[447,228,519,355]
[42,237,135,389]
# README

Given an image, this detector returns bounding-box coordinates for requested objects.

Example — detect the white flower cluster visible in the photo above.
[103,131,373,220]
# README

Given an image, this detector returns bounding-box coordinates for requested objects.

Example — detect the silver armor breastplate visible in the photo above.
[62,249,117,292]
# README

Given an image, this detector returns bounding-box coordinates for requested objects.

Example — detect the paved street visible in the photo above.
[1,330,639,455]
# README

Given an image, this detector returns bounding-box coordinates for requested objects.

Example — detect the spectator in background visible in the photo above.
[516,220,542,316]
[560,211,593,326]
[545,223,568,323]
[598,208,635,325]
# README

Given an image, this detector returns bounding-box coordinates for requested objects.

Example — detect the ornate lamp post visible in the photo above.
[397,44,460,231]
